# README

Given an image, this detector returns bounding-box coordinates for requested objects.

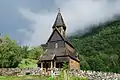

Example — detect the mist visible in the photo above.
[19,0,120,46]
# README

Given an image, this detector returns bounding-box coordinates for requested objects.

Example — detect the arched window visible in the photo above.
[55,43,58,48]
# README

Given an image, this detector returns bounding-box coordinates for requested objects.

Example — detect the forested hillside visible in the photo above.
[0,35,43,68]
[70,21,120,73]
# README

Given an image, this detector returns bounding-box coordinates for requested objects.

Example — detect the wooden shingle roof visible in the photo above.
[47,28,74,48]
[52,11,66,30]
[40,54,55,61]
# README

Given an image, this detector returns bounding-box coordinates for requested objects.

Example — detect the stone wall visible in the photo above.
[0,68,43,76]
[0,68,120,80]
[70,70,120,80]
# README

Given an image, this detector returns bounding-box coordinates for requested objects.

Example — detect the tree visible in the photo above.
[27,46,43,59]
[21,45,29,58]
[0,35,22,68]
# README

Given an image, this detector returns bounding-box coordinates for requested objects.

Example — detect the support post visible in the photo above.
[41,62,43,70]
[54,61,56,68]
[51,61,53,69]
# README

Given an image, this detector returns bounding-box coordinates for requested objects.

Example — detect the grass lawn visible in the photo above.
[0,76,48,80]
[0,76,88,80]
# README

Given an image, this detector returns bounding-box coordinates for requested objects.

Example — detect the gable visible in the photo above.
[47,29,64,42]
[50,31,62,41]
[65,43,75,53]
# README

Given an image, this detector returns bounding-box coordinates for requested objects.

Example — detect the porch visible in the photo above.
[38,61,65,71]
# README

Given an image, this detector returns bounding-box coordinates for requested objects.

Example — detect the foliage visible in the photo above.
[0,35,22,68]
[21,46,29,58]
[0,35,43,68]
[62,61,68,70]
[70,21,120,73]
[21,45,43,59]
[18,59,38,68]
[27,46,43,59]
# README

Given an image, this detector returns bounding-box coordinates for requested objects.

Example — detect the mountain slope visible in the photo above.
[70,21,120,73]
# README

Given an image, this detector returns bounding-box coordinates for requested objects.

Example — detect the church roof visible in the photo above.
[56,57,69,62]
[45,47,67,56]
[40,46,78,61]
[47,28,64,42]
[46,28,74,48]
[52,11,66,29]
[40,53,55,61]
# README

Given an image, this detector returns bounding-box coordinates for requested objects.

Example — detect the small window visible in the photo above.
[55,43,58,48]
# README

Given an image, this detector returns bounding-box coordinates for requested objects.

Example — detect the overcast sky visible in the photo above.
[0,0,120,46]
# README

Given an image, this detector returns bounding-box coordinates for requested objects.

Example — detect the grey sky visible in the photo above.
[0,0,120,46]
[0,0,55,44]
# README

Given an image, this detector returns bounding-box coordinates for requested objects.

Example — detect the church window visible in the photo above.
[55,43,58,48]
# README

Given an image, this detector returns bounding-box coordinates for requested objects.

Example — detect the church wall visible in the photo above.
[47,41,65,49]
[47,42,56,49]
[58,41,65,47]
[69,58,80,70]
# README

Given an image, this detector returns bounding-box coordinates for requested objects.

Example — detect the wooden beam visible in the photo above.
[54,61,56,68]
[41,62,43,70]
[51,61,53,69]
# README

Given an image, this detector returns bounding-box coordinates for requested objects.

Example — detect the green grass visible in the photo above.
[18,59,38,68]
[0,76,88,80]
[0,76,48,80]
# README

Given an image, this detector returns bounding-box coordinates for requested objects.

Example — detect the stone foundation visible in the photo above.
[0,68,120,80]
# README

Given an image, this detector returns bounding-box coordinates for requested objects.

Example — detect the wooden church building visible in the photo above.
[38,10,80,70]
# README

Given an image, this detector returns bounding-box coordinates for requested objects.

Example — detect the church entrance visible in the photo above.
[43,62,51,71]
[39,60,56,72]
[56,62,63,68]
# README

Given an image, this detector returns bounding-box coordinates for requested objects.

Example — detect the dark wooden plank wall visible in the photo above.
[49,31,62,42]
[48,41,65,49]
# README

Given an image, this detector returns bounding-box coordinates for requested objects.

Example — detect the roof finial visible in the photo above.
[58,8,60,13]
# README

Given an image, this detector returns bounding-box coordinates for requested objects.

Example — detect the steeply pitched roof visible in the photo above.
[47,28,74,49]
[56,56,69,62]
[47,28,64,43]
[40,54,55,61]
[45,47,67,56]
[52,11,66,29]
[69,55,80,62]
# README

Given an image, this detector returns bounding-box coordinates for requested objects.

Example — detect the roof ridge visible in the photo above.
[52,11,66,29]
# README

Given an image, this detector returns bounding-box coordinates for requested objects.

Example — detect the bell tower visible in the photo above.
[52,8,66,37]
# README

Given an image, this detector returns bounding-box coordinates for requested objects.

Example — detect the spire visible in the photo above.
[52,8,66,30]
[58,8,60,13]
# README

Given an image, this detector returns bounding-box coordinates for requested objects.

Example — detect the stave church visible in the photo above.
[38,10,80,71]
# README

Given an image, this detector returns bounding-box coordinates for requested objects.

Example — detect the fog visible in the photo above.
[19,0,120,46]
